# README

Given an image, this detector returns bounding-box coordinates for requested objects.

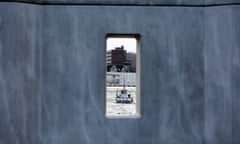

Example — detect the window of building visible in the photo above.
[105,34,141,118]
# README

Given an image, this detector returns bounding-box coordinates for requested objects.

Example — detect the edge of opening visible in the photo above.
[105,33,141,119]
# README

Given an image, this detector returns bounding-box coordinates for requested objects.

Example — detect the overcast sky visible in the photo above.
[107,38,136,53]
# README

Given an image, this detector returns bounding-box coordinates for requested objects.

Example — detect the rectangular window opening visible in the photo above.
[105,34,141,118]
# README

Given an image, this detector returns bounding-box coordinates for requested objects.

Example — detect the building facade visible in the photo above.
[107,46,136,72]
[107,46,127,71]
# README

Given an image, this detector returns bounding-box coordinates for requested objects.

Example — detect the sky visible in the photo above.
[107,38,137,53]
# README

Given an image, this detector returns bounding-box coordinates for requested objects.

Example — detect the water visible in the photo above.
[106,86,136,116]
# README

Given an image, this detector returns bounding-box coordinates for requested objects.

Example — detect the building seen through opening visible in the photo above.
[106,36,138,117]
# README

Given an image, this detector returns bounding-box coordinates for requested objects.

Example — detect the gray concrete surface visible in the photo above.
[0,1,240,144]
[232,6,240,144]
[204,7,233,144]
[0,3,41,144]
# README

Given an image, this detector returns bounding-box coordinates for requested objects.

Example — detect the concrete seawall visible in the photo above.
[0,1,240,144]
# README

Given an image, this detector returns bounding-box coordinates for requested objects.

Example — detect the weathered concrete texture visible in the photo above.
[232,6,240,144]
[0,3,41,144]
[40,6,205,144]
[0,2,240,144]
[204,7,233,144]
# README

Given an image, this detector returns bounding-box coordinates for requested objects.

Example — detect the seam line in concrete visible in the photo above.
[1,1,240,7]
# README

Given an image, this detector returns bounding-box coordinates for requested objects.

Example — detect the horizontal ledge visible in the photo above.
[1,1,240,7]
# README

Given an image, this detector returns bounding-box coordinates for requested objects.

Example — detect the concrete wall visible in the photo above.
[0,3,41,144]
[0,1,239,144]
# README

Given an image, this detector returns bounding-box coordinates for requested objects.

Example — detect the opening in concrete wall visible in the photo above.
[105,34,141,118]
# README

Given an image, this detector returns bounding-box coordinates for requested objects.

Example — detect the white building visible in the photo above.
[106,72,136,86]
